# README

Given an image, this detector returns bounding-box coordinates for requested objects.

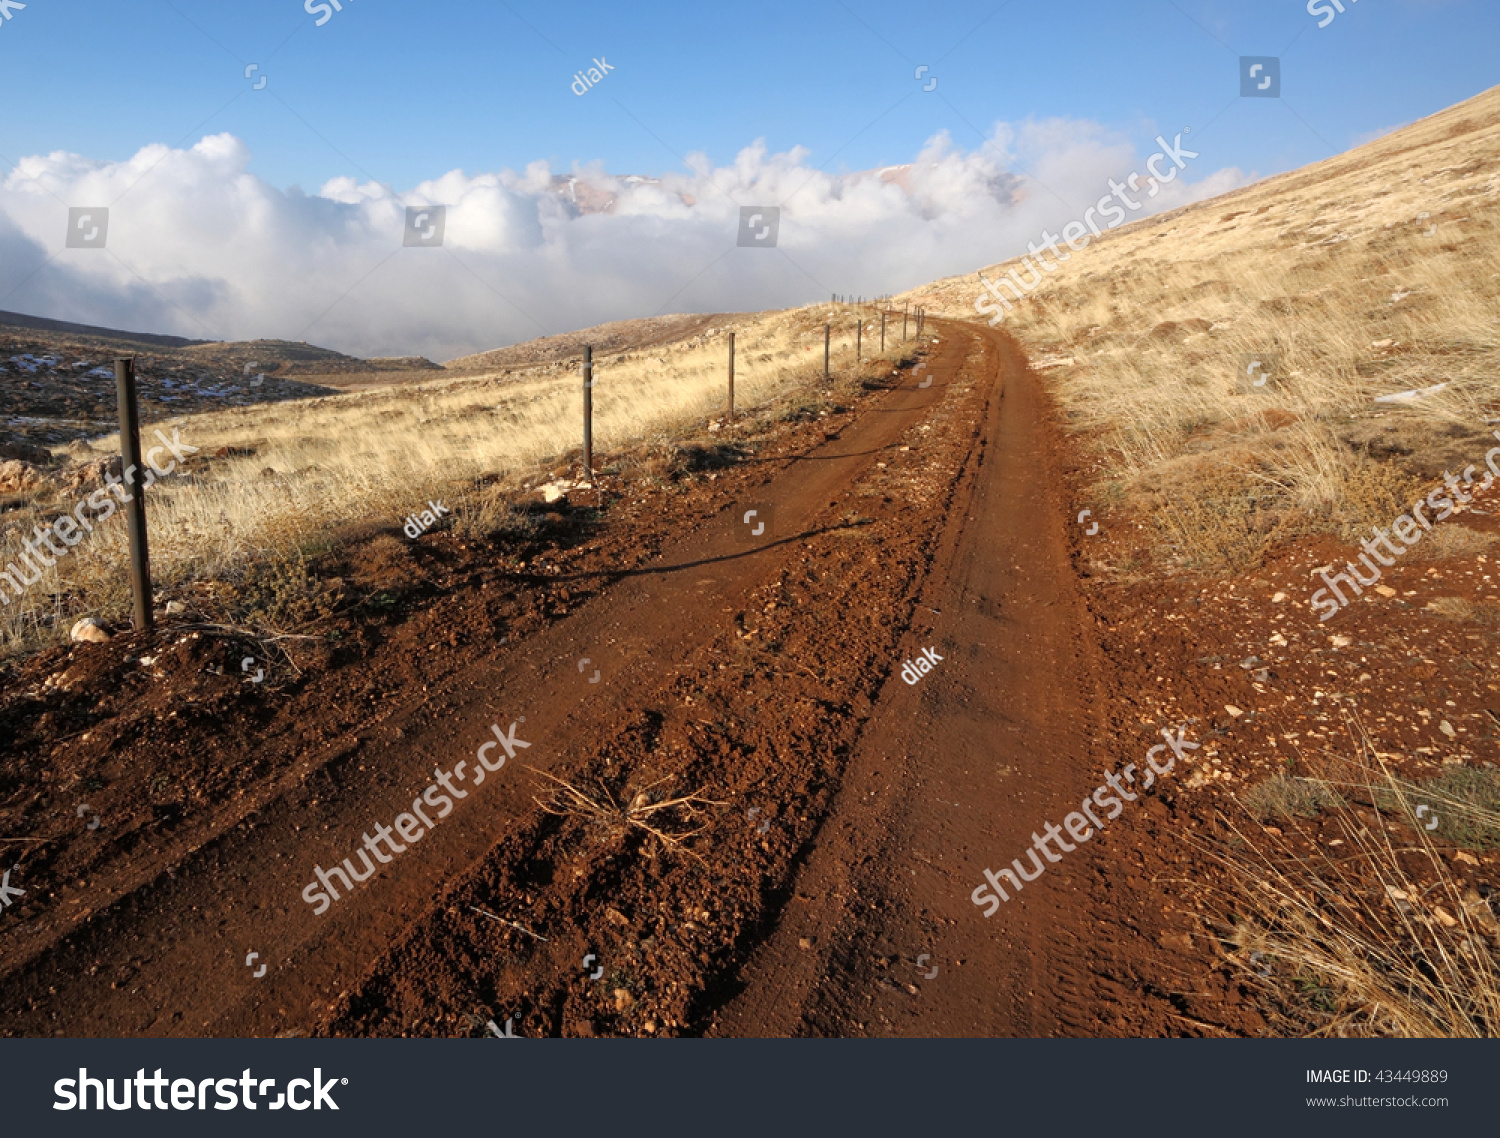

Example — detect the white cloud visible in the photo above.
[0,126,1245,361]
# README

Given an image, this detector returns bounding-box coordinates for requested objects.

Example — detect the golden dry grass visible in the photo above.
[1212,716,1500,1038]
[902,84,1500,570]
[0,303,906,656]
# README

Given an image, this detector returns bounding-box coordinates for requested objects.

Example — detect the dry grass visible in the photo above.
[1211,717,1500,1037]
[530,768,724,857]
[0,303,908,657]
[903,84,1500,571]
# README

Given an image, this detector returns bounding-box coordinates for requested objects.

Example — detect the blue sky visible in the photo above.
[0,0,1494,356]
[4,0,1489,189]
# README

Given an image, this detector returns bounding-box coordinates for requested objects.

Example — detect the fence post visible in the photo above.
[582,344,593,485]
[824,323,830,380]
[727,331,735,423]
[880,312,886,354]
[114,357,154,633]
[856,319,862,362]
[903,304,909,340]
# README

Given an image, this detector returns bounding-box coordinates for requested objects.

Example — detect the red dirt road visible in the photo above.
[0,321,1229,1038]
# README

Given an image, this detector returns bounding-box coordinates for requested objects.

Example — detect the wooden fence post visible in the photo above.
[582,345,593,485]
[824,323,830,380]
[114,357,154,633]
[727,332,735,423]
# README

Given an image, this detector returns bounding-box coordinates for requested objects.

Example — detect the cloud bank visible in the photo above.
[0,123,1246,360]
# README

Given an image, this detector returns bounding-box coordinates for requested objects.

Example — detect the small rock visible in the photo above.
[1225,705,1244,718]
[1331,635,1352,648]
[0,459,47,494]
[612,988,634,1013]
[0,440,52,465]
[70,617,110,644]
[642,1020,657,1033]
[165,601,186,615]
[1271,592,1286,603]
[1439,720,1457,739]
[798,937,813,950]
[1374,585,1397,598]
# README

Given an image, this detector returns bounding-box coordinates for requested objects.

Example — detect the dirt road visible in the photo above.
[0,321,1199,1038]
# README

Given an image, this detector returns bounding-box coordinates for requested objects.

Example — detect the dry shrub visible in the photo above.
[530,769,723,858]
[1208,714,1500,1037]
[1407,524,1498,562]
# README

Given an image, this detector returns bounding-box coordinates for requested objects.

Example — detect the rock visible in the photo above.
[1374,585,1397,598]
[70,617,111,644]
[0,460,47,494]
[165,601,186,615]
[1225,705,1244,718]
[1271,592,1287,603]
[65,457,123,492]
[1439,720,1457,739]
[798,937,813,950]
[0,440,52,465]
[538,478,585,504]
[1461,886,1500,935]
[612,988,634,1013]
[1331,635,1352,648]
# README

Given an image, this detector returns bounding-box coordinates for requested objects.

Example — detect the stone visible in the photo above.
[0,440,52,465]
[65,457,123,492]
[70,617,111,644]
[0,460,46,494]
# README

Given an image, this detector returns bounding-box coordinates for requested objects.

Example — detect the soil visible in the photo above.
[1,319,1496,1038]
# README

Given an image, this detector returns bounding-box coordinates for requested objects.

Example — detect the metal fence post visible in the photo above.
[115,357,154,633]
[824,323,830,380]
